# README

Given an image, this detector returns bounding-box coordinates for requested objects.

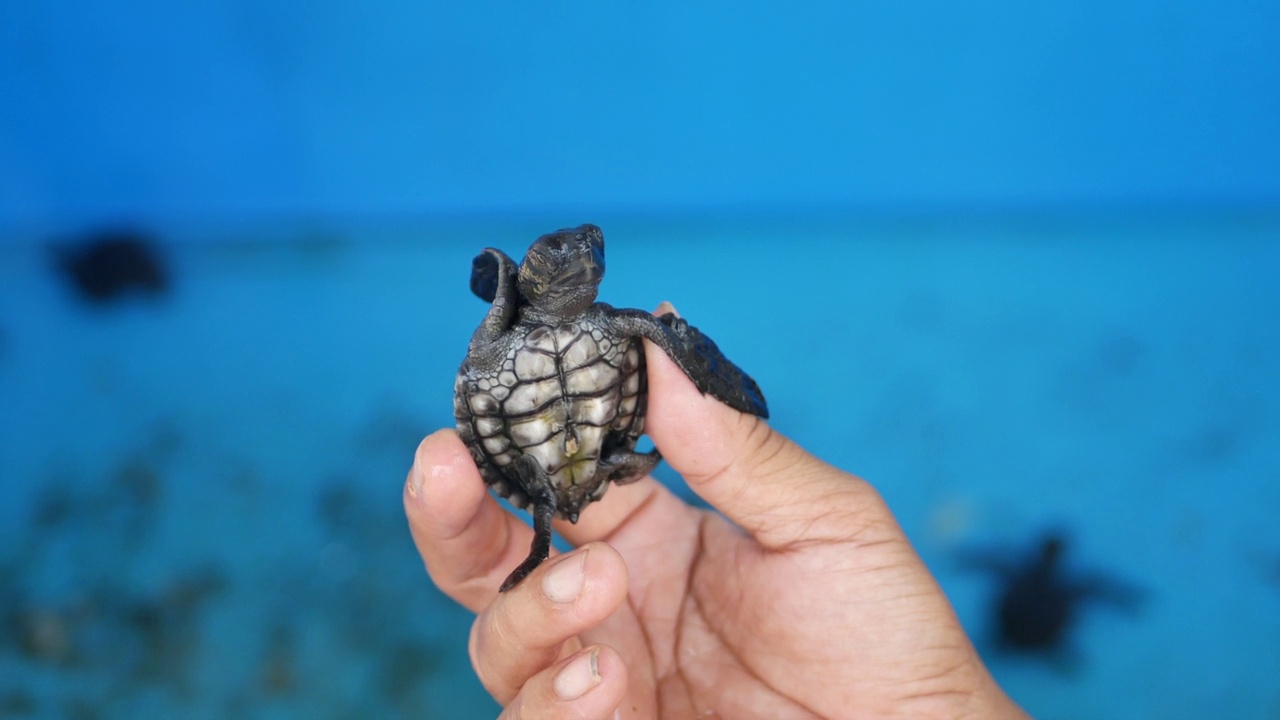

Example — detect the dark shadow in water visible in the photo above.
[49,228,171,306]
[958,528,1146,673]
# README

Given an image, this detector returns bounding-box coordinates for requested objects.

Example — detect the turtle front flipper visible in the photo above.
[468,248,521,351]
[605,307,769,419]
[1071,571,1147,615]
[470,247,518,303]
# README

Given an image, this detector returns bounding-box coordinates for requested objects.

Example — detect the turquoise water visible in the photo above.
[2,215,1278,718]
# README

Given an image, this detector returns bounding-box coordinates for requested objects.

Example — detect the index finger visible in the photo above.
[404,429,543,611]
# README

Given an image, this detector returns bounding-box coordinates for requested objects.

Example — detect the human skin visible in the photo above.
[405,307,1031,720]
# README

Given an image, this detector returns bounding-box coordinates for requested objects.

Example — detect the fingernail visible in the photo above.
[653,300,679,317]
[554,648,601,701]
[542,547,587,603]
[407,430,452,498]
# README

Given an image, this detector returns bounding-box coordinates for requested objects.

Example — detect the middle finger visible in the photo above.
[470,542,629,705]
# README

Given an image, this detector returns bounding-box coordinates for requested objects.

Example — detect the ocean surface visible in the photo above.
[1,214,1277,719]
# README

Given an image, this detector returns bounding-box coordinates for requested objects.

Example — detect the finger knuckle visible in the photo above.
[469,614,512,700]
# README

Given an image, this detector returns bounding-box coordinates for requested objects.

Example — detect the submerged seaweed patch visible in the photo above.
[0,419,472,718]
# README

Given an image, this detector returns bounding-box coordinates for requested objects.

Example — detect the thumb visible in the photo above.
[642,312,893,549]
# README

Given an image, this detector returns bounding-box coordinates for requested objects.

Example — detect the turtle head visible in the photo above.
[518,224,606,317]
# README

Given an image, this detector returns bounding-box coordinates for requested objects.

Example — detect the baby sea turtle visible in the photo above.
[454,224,769,591]
[962,530,1145,662]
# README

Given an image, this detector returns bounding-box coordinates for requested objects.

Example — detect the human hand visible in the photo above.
[406,323,1030,719]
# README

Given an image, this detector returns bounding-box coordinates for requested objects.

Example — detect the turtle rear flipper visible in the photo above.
[605,308,769,419]
[498,455,558,592]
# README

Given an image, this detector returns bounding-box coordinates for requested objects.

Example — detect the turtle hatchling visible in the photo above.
[454,224,769,591]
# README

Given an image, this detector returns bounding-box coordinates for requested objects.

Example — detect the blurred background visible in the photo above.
[2,2,1278,718]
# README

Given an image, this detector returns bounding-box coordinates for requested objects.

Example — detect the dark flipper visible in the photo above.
[470,247,517,303]
[1072,572,1148,615]
[468,248,521,351]
[954,544,1020,578]
[599,446,662,485]
[607,308,769,418]
[499,455,557,592]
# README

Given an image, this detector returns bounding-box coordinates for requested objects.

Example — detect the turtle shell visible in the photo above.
[453,315,647,520]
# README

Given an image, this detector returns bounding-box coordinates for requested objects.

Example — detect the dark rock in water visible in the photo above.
[961,530,1145,657]
[52,230,170,304]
